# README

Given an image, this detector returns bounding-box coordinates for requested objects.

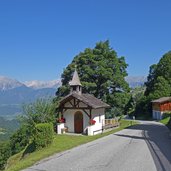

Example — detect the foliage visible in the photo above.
[6,120,138,171]
[166,116,171,130]
[10,126,30,155]
[123,86,146,116]
[145,64,157,96]
[138,51,171,116]
[145,51,171,97]
[33,123,54,150]
[5,98,56,165]
[124,96,135,115]
[0,141,11,170]
[18,98,56,130]
[56,40,130,115]
[0,99,56,170]
[159,112,171,126]
[148,76,170,99]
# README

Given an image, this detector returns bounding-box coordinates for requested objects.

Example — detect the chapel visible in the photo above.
[58,69,110,135]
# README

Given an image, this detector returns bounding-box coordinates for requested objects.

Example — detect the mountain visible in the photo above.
[125,76,147,88]
[0,76,60,118]
[0,76,25,91]
[0,75,147,118]
[24,80,61,89]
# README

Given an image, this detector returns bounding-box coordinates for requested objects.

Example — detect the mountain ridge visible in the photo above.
[0,75,146,118]
[24,80,61,89]
[0,75,146,91]
[0,76,60,118]
[0,76,25,91]
[125,76,147,87]
[0,76,61,91]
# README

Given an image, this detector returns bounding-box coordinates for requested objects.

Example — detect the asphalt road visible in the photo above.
[23,121,171,171]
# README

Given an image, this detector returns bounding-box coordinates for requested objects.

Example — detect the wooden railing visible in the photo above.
[103,118,119,129]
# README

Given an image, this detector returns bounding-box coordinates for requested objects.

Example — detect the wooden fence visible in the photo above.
[102,118,119,130]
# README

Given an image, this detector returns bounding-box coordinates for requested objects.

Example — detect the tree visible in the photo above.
[145,51,171,97]
[19,98,56,128]
[155,51,171,85]
[148,76,170,99]
[11,98,56,155]
[144,64,157,96]
[10,126,30,155]
[0,142,11,170]
[142,51,171,115]
[125,86,145,116]
[56,40,130,115]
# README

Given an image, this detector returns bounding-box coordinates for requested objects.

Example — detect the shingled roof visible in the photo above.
[59,92,110,109]
[152,97,171,103]
[69,69,82,86]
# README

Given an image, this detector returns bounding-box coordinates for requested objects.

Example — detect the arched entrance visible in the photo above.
[74,111,83,133]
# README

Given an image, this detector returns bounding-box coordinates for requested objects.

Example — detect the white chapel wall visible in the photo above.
[63,100,105,134]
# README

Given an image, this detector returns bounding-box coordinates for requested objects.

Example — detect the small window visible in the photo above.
[73,86,76,91]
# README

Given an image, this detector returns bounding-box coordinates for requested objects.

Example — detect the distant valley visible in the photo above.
[0,76,61,119]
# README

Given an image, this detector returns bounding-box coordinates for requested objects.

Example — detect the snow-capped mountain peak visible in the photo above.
[0,76,25,91]
[24,80,61,89]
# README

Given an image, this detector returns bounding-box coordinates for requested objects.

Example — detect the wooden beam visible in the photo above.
[63,109,67,113]
[90,109,92,120]
[69,100,74,107]
[75,99,80,107]
[82,109,90,118]
[61,108,63,118]
[74,98,76,107]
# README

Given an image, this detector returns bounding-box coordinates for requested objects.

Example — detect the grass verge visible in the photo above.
[6,120,138,171]
[159,113,171,131]
[160,116,170,125]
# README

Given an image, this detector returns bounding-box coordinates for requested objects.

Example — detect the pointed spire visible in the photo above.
[69,68,82,94]
[69,68,82,86]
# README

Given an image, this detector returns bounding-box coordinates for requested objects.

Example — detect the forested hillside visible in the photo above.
[0,117,19,141]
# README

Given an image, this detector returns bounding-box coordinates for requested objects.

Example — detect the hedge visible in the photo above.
[33,123,54,150]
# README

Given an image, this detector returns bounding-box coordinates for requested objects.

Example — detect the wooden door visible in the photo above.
[74,111,83,133]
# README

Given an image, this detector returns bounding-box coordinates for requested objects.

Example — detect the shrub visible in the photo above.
[33,123,54,150]
[19,98,56,128]
[10,126,30,155]
[162,112,171,119]
[0,142,11,170]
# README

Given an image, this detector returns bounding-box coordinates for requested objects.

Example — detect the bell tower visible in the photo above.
[69,68,82,95]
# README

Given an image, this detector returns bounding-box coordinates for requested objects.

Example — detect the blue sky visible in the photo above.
[0,0,171,81]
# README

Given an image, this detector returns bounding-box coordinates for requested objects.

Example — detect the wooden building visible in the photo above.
[152,97,171,120]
